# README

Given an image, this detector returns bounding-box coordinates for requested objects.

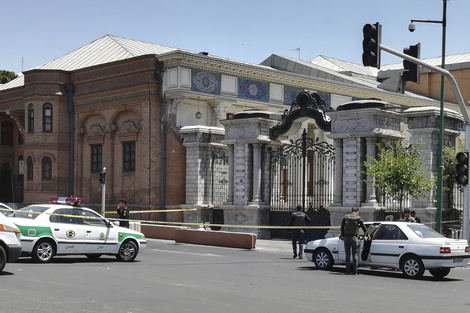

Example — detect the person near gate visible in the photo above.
[403,208,416,222]
[340,207,368,275]
[290,205,312,259]
[117,198,130,228]
[410,210,420,223]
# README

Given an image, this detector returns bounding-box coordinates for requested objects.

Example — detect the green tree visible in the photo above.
[363,140,436,213]
[0,70,17,84]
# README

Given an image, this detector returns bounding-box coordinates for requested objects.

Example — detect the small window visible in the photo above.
[26,156,33,181]
[51,208,80,224]
[77,209,107,226]
[123,142,135,172]
[374,225,407,241]
[91,144,102,173]
[43,103,53,132]
[42,157,52,181]
[28,103,34,133]
[1,121,13,146]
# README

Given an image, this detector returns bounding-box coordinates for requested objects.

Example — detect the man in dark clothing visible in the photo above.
[290,205,312,259]
[410,210,421,223]
[117,199,130,228]
[341,207,367,275]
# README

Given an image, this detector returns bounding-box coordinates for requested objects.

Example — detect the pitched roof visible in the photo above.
[309,55,378,77]
[33,35,179,71]
[0,73,24,91]
[380,52,470,72]
[260,54,379,88]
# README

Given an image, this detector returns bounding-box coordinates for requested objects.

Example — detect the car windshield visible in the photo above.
[14,206,49,219]
[407,224,445,238]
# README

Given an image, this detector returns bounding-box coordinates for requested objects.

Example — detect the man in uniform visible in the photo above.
[290,205,311,259]
[117,198,130,228]
[410,210,420,223]
[341,207,367,275]
[403,208,416,222]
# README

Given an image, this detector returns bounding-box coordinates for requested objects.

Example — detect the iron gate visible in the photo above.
[269,129,334,239]
[269,129,335,210]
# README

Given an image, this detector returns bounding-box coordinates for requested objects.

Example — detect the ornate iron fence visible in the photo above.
[210,151,229,206]
[269,129,335,211]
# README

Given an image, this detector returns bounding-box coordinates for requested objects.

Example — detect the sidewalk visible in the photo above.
[254,238,292,253]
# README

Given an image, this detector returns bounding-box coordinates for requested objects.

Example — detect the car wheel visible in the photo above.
[32,240,55,263]
[86,254,102,260]
[313,248,333,270]
[429,268,451,279]
[401,255,424,278]
[116,240,138,262]
[0,246,6,272]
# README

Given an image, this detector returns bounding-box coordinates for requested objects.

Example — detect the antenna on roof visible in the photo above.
[290,47,300,60]
[21,57,24,72]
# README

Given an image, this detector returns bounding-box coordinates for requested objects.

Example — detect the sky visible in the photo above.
[1,0,469,74]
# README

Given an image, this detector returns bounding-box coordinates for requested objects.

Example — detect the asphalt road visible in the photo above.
[1,239,470,313]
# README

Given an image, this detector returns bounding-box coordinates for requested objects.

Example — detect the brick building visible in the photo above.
[0,35,467,225]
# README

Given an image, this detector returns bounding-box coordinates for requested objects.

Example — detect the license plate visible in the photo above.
[453,258,463,263]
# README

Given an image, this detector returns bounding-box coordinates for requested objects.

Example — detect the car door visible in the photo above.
[50,208,85,253]
[369,224,409,266]
[76,209,118,253]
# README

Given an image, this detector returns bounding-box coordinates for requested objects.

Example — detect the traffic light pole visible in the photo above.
[101,167,106,215]
[379,44,470,240]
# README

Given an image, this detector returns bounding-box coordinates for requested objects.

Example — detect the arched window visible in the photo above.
[42,157,52,181]
[43,103,53,133]
[123,141,135,172]
[1,121,13,146]
[28,103,34,133]
[27,156,33,181]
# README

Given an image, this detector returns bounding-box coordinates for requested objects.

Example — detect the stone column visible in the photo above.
[180,125,226,225]
[220,111,281,238]
[327,102,404,225]
[404,106,463,223]
[251,143,262,203]
[226,144,234,204]
[364,137,378,205]
[333,138,343,206]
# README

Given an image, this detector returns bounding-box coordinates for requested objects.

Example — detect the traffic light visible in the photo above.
[362,23,381,69]
[99,171,106,184]
[403,43,421,83]
[455,152,468,185]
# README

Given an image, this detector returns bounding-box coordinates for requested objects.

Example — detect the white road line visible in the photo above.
[152,249,223,257]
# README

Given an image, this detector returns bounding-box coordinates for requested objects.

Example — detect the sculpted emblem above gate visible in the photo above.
[269,91,331,140]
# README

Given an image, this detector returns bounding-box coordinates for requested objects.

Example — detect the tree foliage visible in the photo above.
[0,70,17,84]
[363,140,436,212]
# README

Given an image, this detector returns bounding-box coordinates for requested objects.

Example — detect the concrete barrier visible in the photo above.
[174,228,257,249]
[141,224,191,240]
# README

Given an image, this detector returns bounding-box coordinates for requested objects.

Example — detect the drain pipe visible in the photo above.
[158,69,167,221]
[65,83,75,196]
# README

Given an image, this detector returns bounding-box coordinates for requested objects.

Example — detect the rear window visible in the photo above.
[408,224,445,238]
[13,206,49,219]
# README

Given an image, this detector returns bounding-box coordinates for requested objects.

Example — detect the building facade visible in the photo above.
[0,35,467,230]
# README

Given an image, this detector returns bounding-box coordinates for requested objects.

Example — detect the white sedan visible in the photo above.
[304,221,469,278]
[9,197,146,263]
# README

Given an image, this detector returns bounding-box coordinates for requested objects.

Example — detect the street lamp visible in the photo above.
[408,0,447,232]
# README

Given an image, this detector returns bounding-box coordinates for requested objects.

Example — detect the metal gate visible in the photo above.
[269,129,335,210]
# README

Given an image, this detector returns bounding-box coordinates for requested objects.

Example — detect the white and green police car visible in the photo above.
[9,197,146,263]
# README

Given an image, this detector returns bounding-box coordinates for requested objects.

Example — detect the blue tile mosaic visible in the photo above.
[284,86,303,105]
[238,79,268,101]
[318,92,331,108]
[191,70,221,94]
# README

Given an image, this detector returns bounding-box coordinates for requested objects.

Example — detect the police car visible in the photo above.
[8,197,146,263]
[0,202,15,217]
[0,210,22,271]
[304,221,469,279]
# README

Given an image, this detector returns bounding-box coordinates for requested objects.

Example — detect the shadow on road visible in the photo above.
[296,265,463,282]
